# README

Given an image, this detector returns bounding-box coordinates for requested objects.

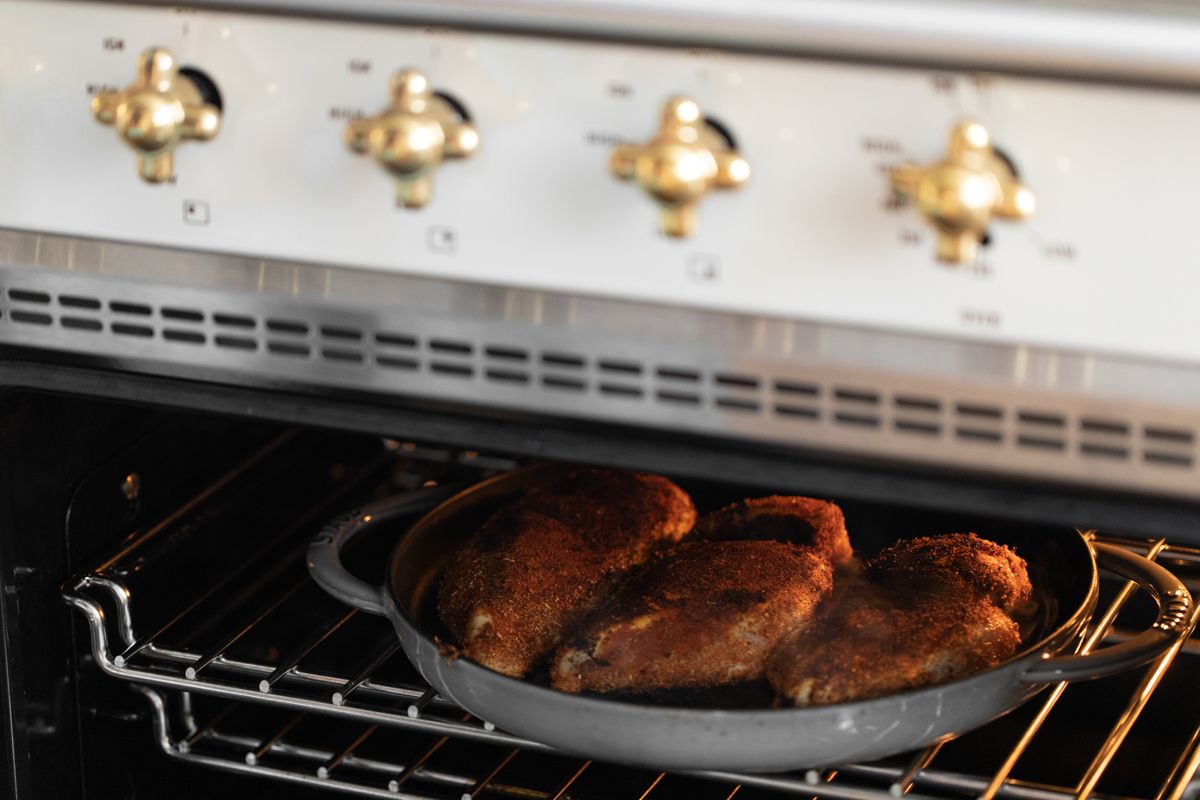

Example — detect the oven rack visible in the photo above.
[134,686,1155,800]
[63,466,1200,800]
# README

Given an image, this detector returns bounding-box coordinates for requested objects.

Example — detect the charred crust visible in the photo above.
[437,469,696,677]
[769,533,1032,707]
[549,540,834,693]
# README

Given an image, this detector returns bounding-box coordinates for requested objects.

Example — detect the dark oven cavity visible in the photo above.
[24,399,1198,800]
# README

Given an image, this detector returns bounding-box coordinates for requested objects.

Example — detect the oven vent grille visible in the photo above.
[3,282,1196,490]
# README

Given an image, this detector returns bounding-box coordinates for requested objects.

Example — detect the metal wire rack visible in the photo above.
[63,438,1200,800]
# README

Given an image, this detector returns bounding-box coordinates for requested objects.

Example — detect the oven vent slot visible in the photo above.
[1142,423,1194,468]
[541,351,585,369]
[1015,433,1064,450]
[374,354,416,371]
[318,324,366,364]
[1146,426,1194,444]
[7,288,50,304]
[542,374,586,392]
[1009,408,1063,453]
[957,426,1004,444]
[9,309,52,326]
[162,328,204,344]
[111,300,153,317]
[214,334,256,351]
[599,358,643,376]
[655,366,701,407]
[4,285,54,327]
[320,324,361,341]
[829,386,881,429]
[590,359,644,400]
[429,338,473,355]
[481,347,532,386]
[1077,416,1132,461]
[948,402,1005,447]
[484,367,529,385]
[1017,410,1066,428]
[772,379,821,422]
[429,361,473,378]
[112,322,153,338]
[657,389,702,406]
[59,294,101,310]
[484,345,528,362]
[214,312,256,329]
[322,347,364,364]
[267,318,308,335]
[658,366,700,382]
[705,371,761,414]
[539,351,589,393]
[163,306,204,322]
[1144,451,1194,468]
[891,394,943,437]
[61,316,102,332]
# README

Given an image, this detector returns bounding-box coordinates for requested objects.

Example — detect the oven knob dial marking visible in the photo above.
[610,97,750,238]
[91,48,222,184]
[889,119,1035,264]
[345,69,479,209]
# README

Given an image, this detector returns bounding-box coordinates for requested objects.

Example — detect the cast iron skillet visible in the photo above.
[308,463,1193,772]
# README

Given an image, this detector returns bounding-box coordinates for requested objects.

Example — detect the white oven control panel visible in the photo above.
[2,0,1199,365]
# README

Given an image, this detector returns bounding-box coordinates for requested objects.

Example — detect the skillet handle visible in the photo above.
[308,484,461,617]
[1021,542,1193,683]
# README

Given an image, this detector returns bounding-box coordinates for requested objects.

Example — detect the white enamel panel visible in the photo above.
[1,0,1199,366]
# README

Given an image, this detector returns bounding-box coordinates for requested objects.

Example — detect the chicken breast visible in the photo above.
[437,469,696,678]
[767,585,1021,706]
[867,532,1032,612]
[767,533,1030,706]
[693,496,854,565]
[551,540,834,694]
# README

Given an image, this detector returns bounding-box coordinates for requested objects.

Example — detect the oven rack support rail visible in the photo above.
[133,686,1104,800]
[64,528,1200,800]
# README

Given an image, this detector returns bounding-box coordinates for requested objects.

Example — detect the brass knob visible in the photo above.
[889,120,1035,264]
[610,97,750,238]
[345,69,479,209]
[91,48,221,183]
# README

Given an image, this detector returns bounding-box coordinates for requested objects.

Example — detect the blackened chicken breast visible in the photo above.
[438,469,696,678]
[768,533,1031,706]
[552,540,833,694]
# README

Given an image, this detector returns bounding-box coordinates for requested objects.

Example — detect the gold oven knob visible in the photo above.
[610,97,750,238]
[345,69,479,209]
[91,47,222,183]
[889,120,1035,264]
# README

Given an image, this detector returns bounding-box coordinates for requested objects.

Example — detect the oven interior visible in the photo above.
[3,389,1200,799]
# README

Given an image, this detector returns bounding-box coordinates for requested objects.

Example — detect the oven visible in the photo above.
[3,1,1200,798]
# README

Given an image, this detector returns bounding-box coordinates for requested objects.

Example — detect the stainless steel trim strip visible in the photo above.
[82,0,1200,87]
[4,228,1199,499]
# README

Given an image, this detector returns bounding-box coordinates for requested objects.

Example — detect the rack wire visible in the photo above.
[64,440,1200,800]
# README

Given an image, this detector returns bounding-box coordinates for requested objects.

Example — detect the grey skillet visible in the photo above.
[308,463,1193,772]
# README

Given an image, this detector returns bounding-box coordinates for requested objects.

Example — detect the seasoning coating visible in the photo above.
[868,532,1032,612]
[768,532,1032,706]
[551,540,833,693]
[437,469,696,677]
